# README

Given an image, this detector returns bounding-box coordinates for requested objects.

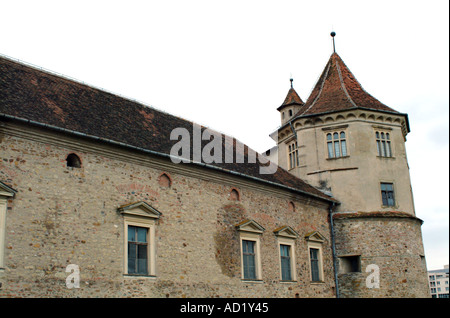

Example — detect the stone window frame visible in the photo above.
[305,231,326,284]
[274,226,299,282]
[118,201,161,277]
[236,219,265,282]
[0,182,17,269]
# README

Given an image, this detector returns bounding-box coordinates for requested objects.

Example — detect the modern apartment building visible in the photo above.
[428,265,449,298]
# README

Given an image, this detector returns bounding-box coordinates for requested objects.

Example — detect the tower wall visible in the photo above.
[333,213,430,298]
[280,110,415,215]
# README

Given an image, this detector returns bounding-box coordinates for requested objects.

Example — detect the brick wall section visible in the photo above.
[333,215,430,298]
[0,133,336,297]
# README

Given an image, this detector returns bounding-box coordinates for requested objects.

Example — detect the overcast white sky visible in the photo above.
[1,0,448,271]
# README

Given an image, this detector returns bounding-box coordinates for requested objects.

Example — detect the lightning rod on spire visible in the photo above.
[331,31,336,53]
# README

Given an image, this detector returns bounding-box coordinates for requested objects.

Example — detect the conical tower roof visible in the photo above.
[297,53,399,117]
[277,79,304,111]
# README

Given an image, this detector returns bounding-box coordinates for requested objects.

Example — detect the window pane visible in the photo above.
[281,258,291,280]
[280,245,291,281]
[243,240,256,279]
[137,227,147,243]
[333,132,338,140]
[328,142,334,158]
[386,133,390,140]
[341,140,347,156]
[138,244,148,260]
[340,131,345,139]
[381,191,388,206]
[334,141,340,157]
[128,243,136,274]
[386,142,392,157]
[137,243,148,275]
[137,259,148,275]
[281,245,289,257]
[295,150,299,166]
[387,191,395,206]
[376,132,380,139]
[327,133,332,141]
[244,240,255,253]
[128,226,136,242]
[381,132,385,139]
[381,141,386,157]
[377,140,381,156]
[381,183,395,206]
[310,248,320,282]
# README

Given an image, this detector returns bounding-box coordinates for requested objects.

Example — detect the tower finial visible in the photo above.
[331,31,336,53]
[290,77,293,88]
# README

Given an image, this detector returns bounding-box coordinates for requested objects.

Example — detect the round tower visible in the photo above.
[275,35,430,297]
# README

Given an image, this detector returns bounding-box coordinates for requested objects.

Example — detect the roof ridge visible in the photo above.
[334,53,357,108]
[298,57,332,116]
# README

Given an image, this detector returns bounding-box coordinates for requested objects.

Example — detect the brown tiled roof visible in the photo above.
[0,56,336,203]
[298,53,399,117]
[277,87,304,111]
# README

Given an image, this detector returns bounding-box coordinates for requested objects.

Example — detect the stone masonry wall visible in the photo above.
[0,131,336,298]
[333,215,430,298]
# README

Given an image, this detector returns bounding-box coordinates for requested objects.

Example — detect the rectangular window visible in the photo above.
[381,183,395,206]
[127,225,148,275]
[280,244,292,281]
[310,248,320,282]
[242,240,256,279]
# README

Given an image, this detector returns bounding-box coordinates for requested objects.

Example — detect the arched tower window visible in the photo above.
[327,131,347,158]
[376,131,392,157]
[288,141,299,169]
[66,153,81,168]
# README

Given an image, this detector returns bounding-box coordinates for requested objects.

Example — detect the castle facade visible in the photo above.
[0,46,429,297]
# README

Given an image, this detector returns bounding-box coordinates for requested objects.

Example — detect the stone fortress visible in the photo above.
[0,35,430,297]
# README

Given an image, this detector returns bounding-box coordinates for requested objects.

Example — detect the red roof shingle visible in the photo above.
[277,87,304,111]
[298,53,399,117]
